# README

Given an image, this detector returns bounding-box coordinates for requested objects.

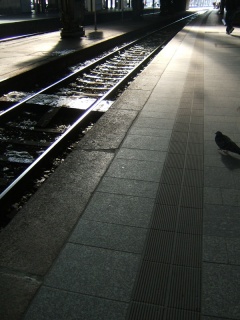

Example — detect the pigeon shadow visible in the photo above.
[220,152,240,170]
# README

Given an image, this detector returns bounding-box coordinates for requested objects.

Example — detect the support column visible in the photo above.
[60,0,85,38]
[132,0,144,20]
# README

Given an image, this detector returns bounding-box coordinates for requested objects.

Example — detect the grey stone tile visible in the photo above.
[0,272,41,320]
[105,158,164,182]
[97,176,159,198]
[129,126,172,138]
[116,148,167,162]
[204,153,231,167]
[204,141,219,156]
[204,167,235,189]
[133,117,174,130]
[24,286,128,320]
[112,89,150,111]
[220,155,240,173]
[226,237,240,265]
[202,317,230,320]
[128,75,160,91]
[202,263,240,319]
[78,133,125,150]
[70,220,147,254]
[83,192,154,227]
[122,134,169,151]
[139,110,176,119]
[147,96,179,108]
[204,187,222,205]
[143,102,178,114]
[44,243,140,301]
[203,236,228,263]
[221,188,240,206]
[203,204,240,237]
[52,149,114,182]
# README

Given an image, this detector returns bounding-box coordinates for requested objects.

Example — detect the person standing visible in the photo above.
[225,0,240,34]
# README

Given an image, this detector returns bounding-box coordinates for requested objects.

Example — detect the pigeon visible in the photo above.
[215,131,240,154]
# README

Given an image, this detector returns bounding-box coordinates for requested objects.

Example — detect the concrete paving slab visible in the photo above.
[226,237,240,265]
[203,235,228,263]
[131,117,175,130]
[128,126,173,137]
[24,286,128,320]
[204,186,223,204]
[0,149,114,276]
[82,191,154,227]
[221,188,240,206]
[121,134,170,151]
[105,157,164,181]
[204,166,236,189]
[112,89,152,111]
[69,219,148,253]
[44,243,140,301]
[0,272,41,320]
[203,204,240,238]
[116,147,167,162]
[202,263,240,319]
[97,176,159,198]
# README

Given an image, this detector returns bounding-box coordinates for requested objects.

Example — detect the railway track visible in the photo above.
[0,11,202,226]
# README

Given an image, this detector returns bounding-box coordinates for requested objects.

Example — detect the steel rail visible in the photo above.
[0,11,200,119]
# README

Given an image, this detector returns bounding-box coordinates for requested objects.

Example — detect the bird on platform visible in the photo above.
[215,131,240,154]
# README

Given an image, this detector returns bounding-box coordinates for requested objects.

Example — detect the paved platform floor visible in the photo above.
[0,8,240,320]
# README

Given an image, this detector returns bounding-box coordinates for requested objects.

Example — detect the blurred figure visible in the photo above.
[225,0,240,34]
[219,0,225,14]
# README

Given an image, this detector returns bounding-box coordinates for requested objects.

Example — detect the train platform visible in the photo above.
[1,7,240,320]
[0,10,183,86]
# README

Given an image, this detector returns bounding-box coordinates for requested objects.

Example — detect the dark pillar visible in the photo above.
[60,0,85,38]
[161,0,187,14]
[132,0,144,20]
[160,0,173,14]
[173,0,187,11]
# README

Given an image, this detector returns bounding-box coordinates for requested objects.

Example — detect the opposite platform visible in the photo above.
[0,8,240,320]
[0,12,171,83]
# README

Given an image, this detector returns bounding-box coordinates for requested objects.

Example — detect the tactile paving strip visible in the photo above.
[126,28,204,320]
[127,302,164,320]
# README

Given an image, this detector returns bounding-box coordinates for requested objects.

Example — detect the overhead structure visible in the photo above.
[59,0,190,37]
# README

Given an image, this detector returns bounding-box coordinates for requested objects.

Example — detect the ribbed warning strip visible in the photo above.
[188,132,203,144]
[177,207,202,235]
[185,155,203,170]
[187,143,204,156]
[126,26,204,320]
[177,108,192,116]
[155,184,181,206]
[181,186,203,208]
[173,234,202,267]
[143,230,175,264]
[165,308,201,320]
[190,116,204,125]
[168,141,187,154]
[175,115,191,123]
[151,205,178,232]
[172,122,189,133]
[170,131,188,143]
[161,167,183,185]
[164,153,185,169]
[189,123,203,133]
[183,169,203,187]
[167,266,201,311]
[133,261,169,305]
[127,302,164,320]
